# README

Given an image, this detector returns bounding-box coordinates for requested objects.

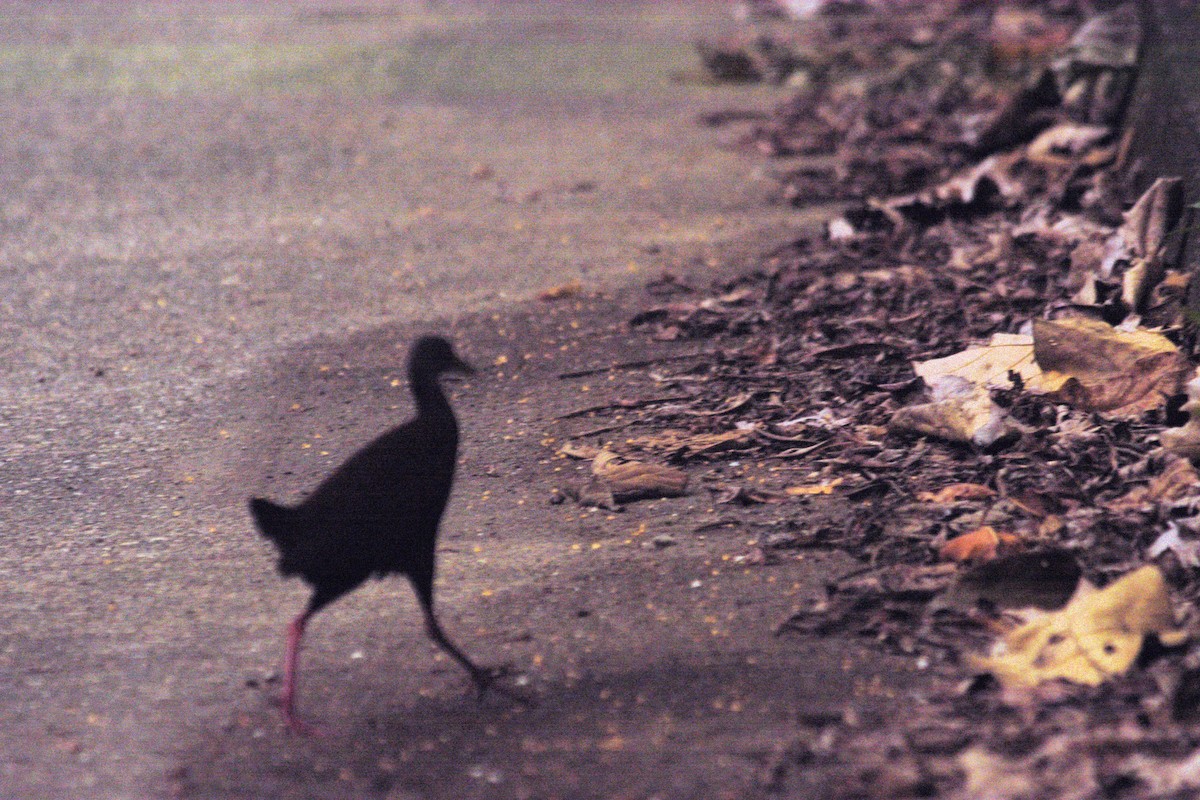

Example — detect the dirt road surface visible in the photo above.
[0,3,924,797]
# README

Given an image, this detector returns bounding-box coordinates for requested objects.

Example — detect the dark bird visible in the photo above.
[249,335,500,732]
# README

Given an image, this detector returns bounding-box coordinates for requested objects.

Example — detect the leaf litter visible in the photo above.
[561,1,1200,796]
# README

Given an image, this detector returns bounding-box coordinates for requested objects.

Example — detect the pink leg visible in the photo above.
[281,611,322,735]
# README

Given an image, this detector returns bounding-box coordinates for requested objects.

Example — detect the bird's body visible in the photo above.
[250,335,497,732]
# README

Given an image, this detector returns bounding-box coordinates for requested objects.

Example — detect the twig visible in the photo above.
[557,351,713,379]
[554,395,691,421]
[567,422,631,439]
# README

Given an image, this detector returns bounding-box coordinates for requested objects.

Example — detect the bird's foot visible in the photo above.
[283,711,330,737]
[472,663,535,707]
[275,696,330,737]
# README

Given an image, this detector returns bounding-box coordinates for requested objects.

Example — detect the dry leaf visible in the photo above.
[1117,177,1184,310]
[538,281,584,301]
[1162,371,1200,460]
[559,442,602,460]
[784,478,843,496]
[889,376,1016,447]
[940,526,1021,563]
[1107,454,1200,511]
[592,451,689,500]
[1025,122,1111,166]
[625,427,757,456]
[918,483,996,504]
[1147,523,1200,568]
[913,333,1040,390]
[1032,317,1189,416]
[912,313,1188,420]
[967,565,1188,689]
[885,154,1023,217]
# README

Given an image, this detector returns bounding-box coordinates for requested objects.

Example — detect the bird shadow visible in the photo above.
[169,654,844,800]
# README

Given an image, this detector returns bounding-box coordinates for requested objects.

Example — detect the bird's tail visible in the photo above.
[249,497,297,547]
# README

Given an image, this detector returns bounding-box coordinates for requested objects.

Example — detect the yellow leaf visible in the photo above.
[913,333,1039,389]
[784,478,842,496]
[967,565,1187,688]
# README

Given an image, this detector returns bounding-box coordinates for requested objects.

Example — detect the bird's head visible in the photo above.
[409,335,475,378]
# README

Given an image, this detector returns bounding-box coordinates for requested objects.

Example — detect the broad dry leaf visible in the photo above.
[1032,317,1189,416]
[886,153,1024,217]
[913,333,1039,389]
[967,565,1188,689]
[912,333,1069,397]
[1120,176,1183,260]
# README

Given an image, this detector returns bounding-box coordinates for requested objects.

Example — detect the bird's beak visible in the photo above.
[452,355,476,376]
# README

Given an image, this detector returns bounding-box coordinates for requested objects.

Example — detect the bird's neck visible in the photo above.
[410,369,454,419]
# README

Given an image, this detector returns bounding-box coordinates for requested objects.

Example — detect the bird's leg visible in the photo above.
[421,608,489,693]
[421,608,532,706]
[281,610,323,735]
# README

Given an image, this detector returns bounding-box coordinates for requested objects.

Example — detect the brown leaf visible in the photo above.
[1025,122,1112,166]
[538,281,584,301]
[559,442,602,460]
[625,427,757,457]
[592,451,689,501]
[1107,455,1200,511]
[1032,317,1189,416]
[889,378,1015,447]
[1120,176,1184,260]
[918,483,996,504]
